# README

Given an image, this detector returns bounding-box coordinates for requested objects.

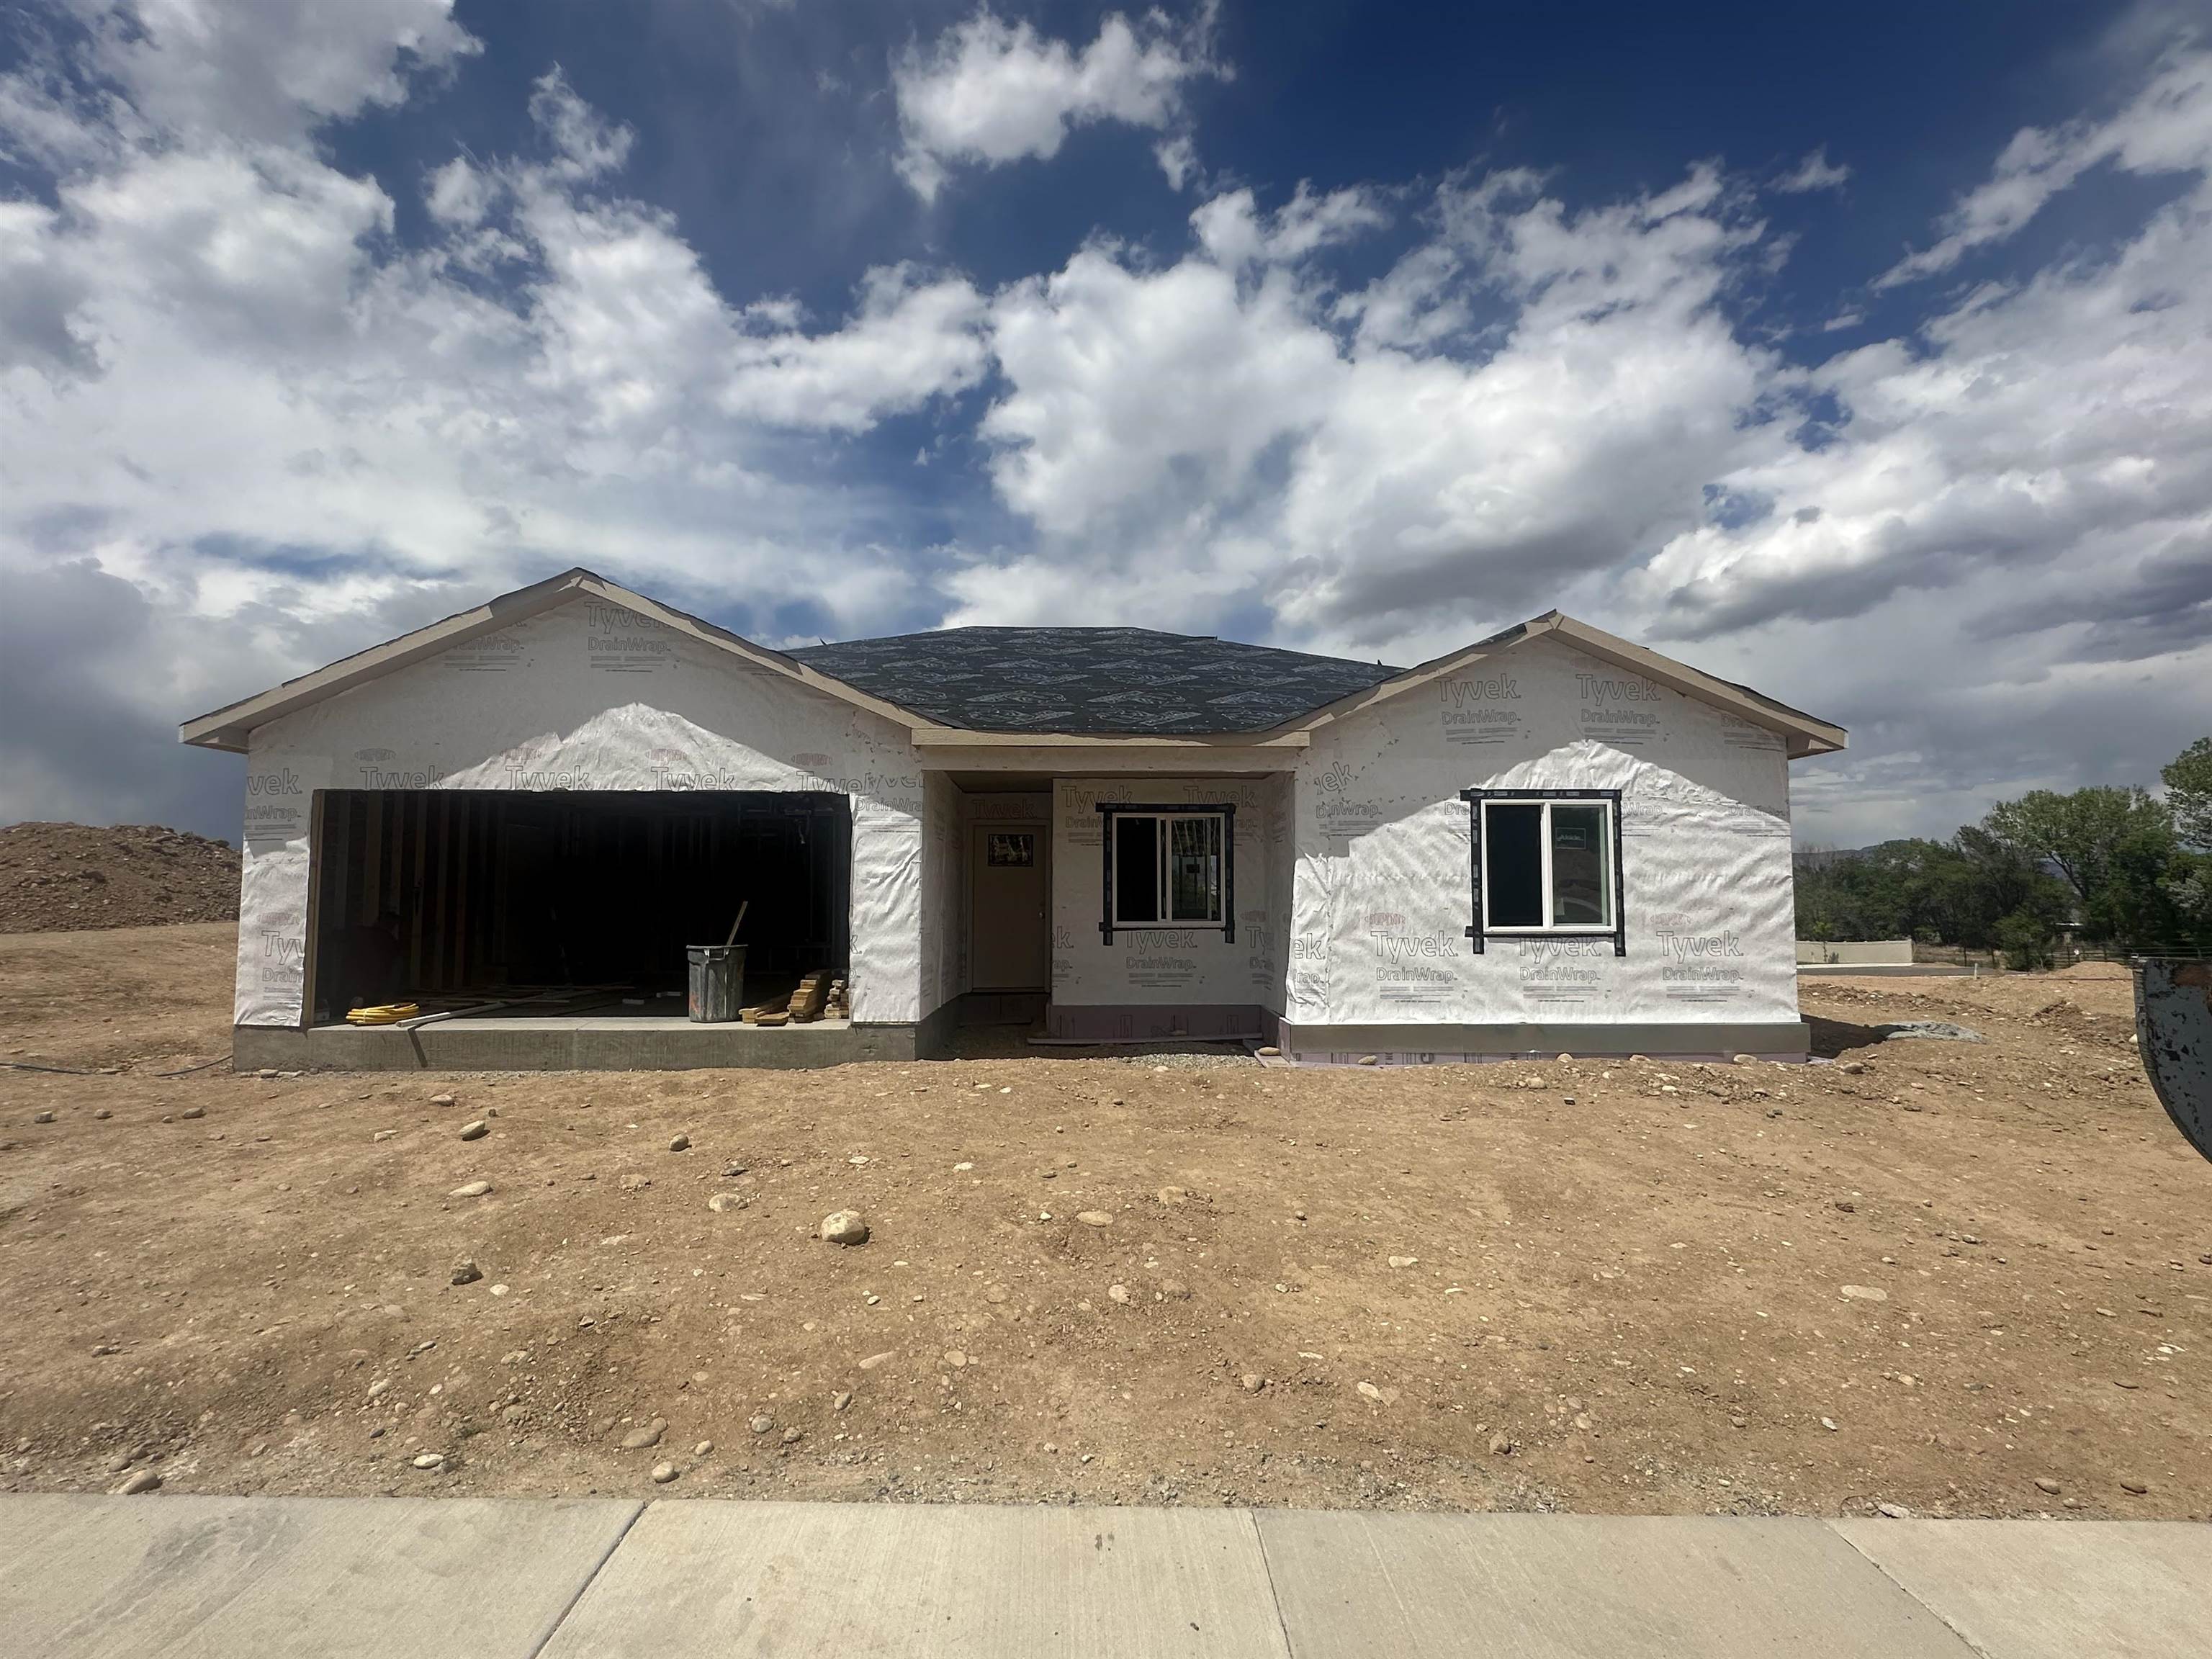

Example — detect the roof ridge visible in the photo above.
[794,624,1396,667]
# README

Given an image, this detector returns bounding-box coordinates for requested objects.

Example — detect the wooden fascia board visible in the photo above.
[1543,616,1848,755]
[179,568,935,754]
[1262,612,1847,758]
[178,572,590,752]
[1249,621,1540,742]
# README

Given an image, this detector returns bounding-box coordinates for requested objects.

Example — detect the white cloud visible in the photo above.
[0,1,992,832]
[1191,181,1390,269]
[0,198,94,374]
[1878,47,2212,286]
[526,65,634,182]
[1775,145,1851,192]
[892,3,1224,200]
[78,0,480,143]
[981,243,1344,547]
[963,164,1771,642]
[1153,132,1197,191]
[1650,58,2212,660]
[722,264,989,431]
[947,109,2211,842]
[424,155,490,227]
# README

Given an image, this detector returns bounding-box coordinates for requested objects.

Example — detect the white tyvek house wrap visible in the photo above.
[234,598,925,1028]
[1287,636,1799,1028]
[1051,776,1282,1007]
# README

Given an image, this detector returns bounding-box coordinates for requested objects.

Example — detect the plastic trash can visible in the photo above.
[686,944,745,1023]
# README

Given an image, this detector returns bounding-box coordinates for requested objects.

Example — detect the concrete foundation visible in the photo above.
[1274,1017,1812,1064]
[234,1016,920,1072]
[1043,1002,1269,1041]
[916,996,961,1061]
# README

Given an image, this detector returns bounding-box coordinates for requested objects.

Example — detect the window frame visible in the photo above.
[1459,788,1625,956]
[1096,804,1235,943]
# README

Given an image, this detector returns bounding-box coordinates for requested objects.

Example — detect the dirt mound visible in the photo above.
[0,822,238,933]
[2053,961,2130,981]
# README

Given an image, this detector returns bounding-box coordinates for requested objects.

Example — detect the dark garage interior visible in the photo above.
[308,789,850,1022]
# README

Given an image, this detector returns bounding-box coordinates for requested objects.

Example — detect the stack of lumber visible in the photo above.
[786,971,832,1022]
[739,969,837,1027]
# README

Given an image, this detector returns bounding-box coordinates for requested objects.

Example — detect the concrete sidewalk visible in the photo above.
[3,1496,2206,1658]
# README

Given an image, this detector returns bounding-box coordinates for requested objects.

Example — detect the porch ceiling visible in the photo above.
[940,772,1056,792]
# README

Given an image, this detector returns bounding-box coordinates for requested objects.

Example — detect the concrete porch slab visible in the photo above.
[1254,1511,1977,1658]
[1832,1519,2212,1659]
[537,1499,1290,1659]
[0,1493,639,1659]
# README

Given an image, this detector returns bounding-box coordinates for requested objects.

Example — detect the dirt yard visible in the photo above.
[2,924,2206,1520]
[0,822,238,932]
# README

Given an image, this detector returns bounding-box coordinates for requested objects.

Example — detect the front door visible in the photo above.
[970,824,1048,991]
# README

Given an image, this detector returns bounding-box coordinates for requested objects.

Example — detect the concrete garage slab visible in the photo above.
[1254,1511,1977,1658]
[1833,1519,2212,1659]
[0,1493,640,1659]
[538,1499,1291,1659]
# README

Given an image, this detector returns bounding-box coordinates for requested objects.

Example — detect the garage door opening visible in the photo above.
[308,790,850,1023]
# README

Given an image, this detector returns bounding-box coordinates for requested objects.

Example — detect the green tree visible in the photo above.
[2163,854,2212,940]
[1981,786,2177,945]
[1791,834,2067,948]
[1949,825,2071,947]
[1794,840,1947,941]
[1993,908,2056,971]
[2157,740,2212,942]
[2164,737,2212,850]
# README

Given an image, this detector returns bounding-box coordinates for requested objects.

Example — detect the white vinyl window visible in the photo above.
[1111,811,1226,927]
[1479,797,1615,933]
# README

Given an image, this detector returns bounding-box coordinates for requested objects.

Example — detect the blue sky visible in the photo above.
[2,0,2208,847]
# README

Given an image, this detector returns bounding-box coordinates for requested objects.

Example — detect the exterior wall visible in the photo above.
[235,598,925,1028]
[1048,775,1281,1011]
[1287,635,1800,1030]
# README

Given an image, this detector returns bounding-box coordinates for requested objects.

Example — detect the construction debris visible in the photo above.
[740,968,842,1027]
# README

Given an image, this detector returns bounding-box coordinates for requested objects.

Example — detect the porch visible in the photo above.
[925,765,1290,1048]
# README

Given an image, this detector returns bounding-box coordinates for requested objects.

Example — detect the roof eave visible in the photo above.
[909,727,1310,749]
[1254,611,1847,756]
[179,568,935,752]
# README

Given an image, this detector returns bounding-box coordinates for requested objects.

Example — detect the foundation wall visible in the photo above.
[233,1019,920,1072]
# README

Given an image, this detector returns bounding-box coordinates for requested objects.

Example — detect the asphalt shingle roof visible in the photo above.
[789,626,1401,735]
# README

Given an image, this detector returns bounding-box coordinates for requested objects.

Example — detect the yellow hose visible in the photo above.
[345,1002,421,1025]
